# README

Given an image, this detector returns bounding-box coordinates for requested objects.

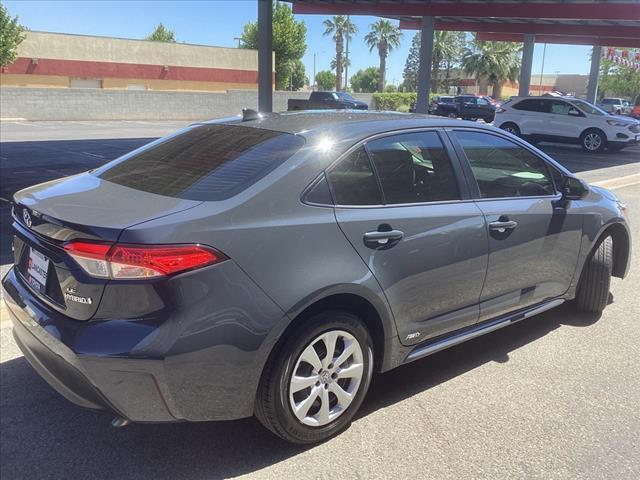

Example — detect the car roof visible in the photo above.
[199,110,487,139]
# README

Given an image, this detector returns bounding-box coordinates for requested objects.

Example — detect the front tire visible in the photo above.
[580,129,607,153]
[255,311,374,444]
[576,236,613,313]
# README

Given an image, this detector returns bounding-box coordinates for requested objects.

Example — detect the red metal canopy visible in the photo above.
[290,0,640,48]
[292,1,639,20]
[476,33,640,49]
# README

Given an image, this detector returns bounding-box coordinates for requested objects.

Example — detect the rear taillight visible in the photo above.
[64,241,226,279]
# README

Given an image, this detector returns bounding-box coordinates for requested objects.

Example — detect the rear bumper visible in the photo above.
[2,263,286,423]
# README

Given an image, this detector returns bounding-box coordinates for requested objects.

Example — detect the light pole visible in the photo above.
[233,37,241,48]
[538,43,547,95]
[313,53,316,91]
[344,15,350,92]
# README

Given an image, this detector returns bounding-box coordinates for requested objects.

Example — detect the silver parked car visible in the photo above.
[600,97,632,115]
[2,111,632,444]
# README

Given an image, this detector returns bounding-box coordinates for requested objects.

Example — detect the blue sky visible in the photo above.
[4,0,594,85]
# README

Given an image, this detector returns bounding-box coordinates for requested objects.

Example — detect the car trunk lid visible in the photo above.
[12,173,201,320]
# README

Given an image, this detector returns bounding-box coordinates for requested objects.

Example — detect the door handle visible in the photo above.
[363,230,404,245]
[488,220,518,232]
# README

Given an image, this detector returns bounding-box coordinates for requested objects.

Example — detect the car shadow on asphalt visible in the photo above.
[359,303,600,419]
[0,303,601,480]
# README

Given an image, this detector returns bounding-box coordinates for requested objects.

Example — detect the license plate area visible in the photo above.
[26,247,50,294]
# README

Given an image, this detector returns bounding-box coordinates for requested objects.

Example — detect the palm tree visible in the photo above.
[364,19,403,92]
[323,16,357,91]
[330,55,351,73]
[461,38,522,99]
[431,31,463,92]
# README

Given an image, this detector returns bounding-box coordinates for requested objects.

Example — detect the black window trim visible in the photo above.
[310,127,474,209]
[445,127,563,202]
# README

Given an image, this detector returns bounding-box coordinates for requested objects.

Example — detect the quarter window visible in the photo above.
[327,147,382,205]
[512,99,546,112]
[366,131,460,204]
[455,131,555,198]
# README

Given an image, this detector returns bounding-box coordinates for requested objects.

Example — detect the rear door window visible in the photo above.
[366,131,460,204]
[96,124,304,201]
[327,147,382,205]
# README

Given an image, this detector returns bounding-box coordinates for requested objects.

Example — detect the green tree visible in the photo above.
[402,34,421,92]
[432,31,465,92]
[599,55,640,99]
[0,3,26,67]
[240,1,307,91]
[323,15,357,91]
[330,55,350,73]
[144,23,176,42]
[315,70,336,91]
[289,59,307,91]
[364,19,402,92]
[402,31,465,93]
[461,38,521,99]
[350,67,380,93]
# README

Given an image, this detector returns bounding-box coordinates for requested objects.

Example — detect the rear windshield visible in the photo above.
[96,124,304,201]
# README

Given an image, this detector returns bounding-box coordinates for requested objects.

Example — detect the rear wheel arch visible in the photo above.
[270,292,389,374]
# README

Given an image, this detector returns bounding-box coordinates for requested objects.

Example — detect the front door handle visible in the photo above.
[488,219,518,232]
[363,230,404,245]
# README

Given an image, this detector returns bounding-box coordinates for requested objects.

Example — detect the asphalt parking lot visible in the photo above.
[1,121,639,479]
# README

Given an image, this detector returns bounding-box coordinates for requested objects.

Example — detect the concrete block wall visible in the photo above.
[0,88,374,121]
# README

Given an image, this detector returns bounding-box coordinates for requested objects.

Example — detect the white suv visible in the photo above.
[495,96,640,152]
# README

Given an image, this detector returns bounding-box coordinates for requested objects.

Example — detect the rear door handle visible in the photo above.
[488,220,518,232]
[363,230,404,245]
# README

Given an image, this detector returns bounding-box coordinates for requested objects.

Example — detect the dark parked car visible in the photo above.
[434,95,496,122]
[428,95,455,113]
[3,111,631,444]
[288,91,368,111]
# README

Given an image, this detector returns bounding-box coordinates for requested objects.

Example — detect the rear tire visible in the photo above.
[500,122,520,136]
[576,236,613,313]
[255,311,374,444]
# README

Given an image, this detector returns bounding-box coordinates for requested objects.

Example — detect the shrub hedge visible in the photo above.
[372,92,439,111]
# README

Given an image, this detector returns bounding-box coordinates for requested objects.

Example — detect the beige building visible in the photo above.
[0,31,272,92]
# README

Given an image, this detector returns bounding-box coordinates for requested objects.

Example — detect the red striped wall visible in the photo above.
[3,57,273,84]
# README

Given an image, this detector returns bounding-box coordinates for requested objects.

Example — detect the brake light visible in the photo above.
[64,241,226,279]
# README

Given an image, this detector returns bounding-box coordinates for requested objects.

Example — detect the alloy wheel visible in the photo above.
[288,330,364,427]
[584,132,602,151]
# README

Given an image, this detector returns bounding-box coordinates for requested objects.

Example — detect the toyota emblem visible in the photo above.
[22,209,32,228]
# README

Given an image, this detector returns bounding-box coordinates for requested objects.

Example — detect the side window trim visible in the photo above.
[362,142,388,205]
[362,128,471,206]
[446,127,561,200]
[301,171,335,207]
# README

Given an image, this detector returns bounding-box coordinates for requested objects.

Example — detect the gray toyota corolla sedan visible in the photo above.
[2,111,631,444]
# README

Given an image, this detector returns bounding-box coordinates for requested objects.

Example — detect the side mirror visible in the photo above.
[568,108,581,117]
[562,176,589,200]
